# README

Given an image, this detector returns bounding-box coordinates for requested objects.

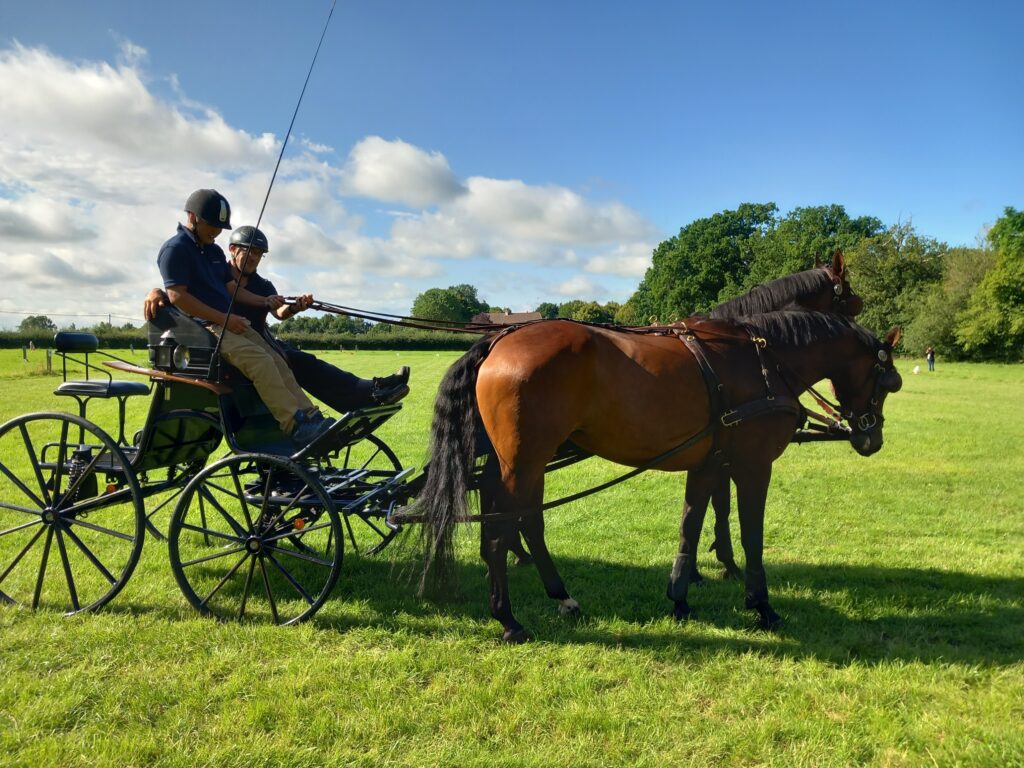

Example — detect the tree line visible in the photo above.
[8,204,1022,360]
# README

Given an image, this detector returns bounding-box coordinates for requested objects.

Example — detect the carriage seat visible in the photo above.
[52,332,151,444]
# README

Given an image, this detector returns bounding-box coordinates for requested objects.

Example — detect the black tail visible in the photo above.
[414,338,492,595]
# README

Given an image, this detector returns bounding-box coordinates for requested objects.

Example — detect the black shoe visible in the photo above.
[372,366,410,405]
[291,411,336,448]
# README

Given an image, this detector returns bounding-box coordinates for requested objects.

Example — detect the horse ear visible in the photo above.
[832,249,846,276]
[885,326,902,349]
[814,254,823,268]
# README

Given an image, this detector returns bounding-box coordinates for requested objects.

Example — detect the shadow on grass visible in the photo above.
[314,552,1024,667]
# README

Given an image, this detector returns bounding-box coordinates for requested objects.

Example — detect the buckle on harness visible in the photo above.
[720,410,742,427]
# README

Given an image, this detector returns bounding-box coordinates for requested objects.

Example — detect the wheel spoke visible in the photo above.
[0,525,46,587]
[60,487,134,517]
[178,521,244,545]
[32,527,54,609]
[16,425,50,507]
[229,464,254,529]
[261,482,311,534]
[0,461,46,510]
[265,551,315,605]
[0,519,43,538]
[65,517,136,543]
[257,556,279,624]
[198,552,249,608]
[51,419,70,500]
[58,445,110,509]
[265,543,334,569]
[179,546,246,569]
[238,554,258,619]
[54,527,80,612]
[196,486,249,538]
[61,524,116,585]
[263,519,335,544]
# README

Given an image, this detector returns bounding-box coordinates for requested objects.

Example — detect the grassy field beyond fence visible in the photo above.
[0,348,1022,766]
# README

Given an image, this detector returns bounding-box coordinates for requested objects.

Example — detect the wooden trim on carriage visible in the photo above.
[103,359,232,395]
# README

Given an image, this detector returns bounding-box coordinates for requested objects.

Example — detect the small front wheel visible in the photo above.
[168,453,342,625]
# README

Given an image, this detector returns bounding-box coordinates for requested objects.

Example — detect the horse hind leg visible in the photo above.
[479,516,531,643]
[518,512,579,618]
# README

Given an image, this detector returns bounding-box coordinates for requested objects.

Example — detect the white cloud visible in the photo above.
[584,242,655,277]
[341,136,466,208]
[0,43,656,326]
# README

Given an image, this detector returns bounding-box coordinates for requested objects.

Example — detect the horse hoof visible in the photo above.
[558,598,581,618]
[722,564,743,580]
[502,628,532,644]
[672,602,694,622]
[690,569,705,586]
[756,608,783,632]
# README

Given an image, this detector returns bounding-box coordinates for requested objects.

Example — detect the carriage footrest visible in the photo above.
[291,404,403,460]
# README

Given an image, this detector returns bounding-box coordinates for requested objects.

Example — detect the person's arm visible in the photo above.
[143,288,169,321]
[166,285,249,334]
[273,293,313,320]
[227,280,286,312]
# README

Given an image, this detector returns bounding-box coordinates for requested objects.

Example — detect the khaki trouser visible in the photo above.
[211,323,317,434]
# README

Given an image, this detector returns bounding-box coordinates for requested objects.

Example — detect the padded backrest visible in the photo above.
[54,332,99,353]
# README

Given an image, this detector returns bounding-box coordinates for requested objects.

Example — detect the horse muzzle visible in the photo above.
[850,428,883,456]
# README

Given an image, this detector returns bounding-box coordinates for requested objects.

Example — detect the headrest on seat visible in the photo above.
[54,332,99,353]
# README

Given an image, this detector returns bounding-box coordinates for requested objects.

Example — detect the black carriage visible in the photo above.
[0,309,413,624]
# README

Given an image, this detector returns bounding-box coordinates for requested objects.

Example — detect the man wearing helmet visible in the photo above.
[147,223,410,412]
[156,190,334,448]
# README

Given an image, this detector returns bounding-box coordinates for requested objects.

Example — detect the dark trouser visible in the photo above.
[282,344,374,413]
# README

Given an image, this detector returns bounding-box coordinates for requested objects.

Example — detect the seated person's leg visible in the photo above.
[216,327,330,445]
[284,344,373,412]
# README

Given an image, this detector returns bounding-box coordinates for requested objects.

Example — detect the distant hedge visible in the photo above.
[0,328,480,351]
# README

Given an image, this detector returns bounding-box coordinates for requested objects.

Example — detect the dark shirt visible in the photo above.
[234,271,277,333]
[157,223,232,314]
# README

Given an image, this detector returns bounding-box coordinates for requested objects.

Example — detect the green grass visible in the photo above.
[0,348,1022,766]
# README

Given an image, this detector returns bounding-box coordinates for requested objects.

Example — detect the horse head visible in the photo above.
[831,325,903,456]
[822,249,863,317]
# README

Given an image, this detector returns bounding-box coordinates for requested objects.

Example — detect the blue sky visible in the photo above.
[1,1,1020,328]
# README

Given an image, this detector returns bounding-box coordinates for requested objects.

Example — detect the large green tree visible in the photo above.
[955,207,1024,360]
[411,284,488,323]
[843,221,946,338]
[18,315,56,332]
[630,203,778,322]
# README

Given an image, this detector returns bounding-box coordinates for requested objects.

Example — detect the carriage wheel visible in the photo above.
[168,453,343,625]
[324,433,405,555]
[0,412,145,614]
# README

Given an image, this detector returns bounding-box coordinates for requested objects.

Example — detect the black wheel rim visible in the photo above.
[0,412,145,614]
[168,454,342,625]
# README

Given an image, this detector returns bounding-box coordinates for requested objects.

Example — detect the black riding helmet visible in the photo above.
[229,225,269,252]
[184,189,232,230]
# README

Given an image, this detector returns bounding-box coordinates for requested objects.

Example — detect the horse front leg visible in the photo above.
[733,463,782,630]
[518,512,579,618]
[708,477,743,579]
[668,469,717,621]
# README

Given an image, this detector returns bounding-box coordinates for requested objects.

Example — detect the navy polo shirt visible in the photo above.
[157,223,232,314]
[234,271,277,334]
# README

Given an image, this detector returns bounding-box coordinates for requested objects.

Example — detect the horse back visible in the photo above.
[476,321,714,470]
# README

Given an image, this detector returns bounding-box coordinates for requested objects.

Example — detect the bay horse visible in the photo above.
[410,308,901,643]
[508,250,864,579]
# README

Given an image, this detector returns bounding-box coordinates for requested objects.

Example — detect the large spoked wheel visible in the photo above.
[168,453,343,625]
[0,412,145,614]
[322,433,405,555]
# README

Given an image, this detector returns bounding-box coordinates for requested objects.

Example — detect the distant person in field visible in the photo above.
[925,345,935,372]
[145,224,409,413]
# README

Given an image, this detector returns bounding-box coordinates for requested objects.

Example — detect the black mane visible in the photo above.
[711,268,832,319]
[739,308,878,349]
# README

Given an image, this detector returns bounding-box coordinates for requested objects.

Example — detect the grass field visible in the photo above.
[0,346,1022,766]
